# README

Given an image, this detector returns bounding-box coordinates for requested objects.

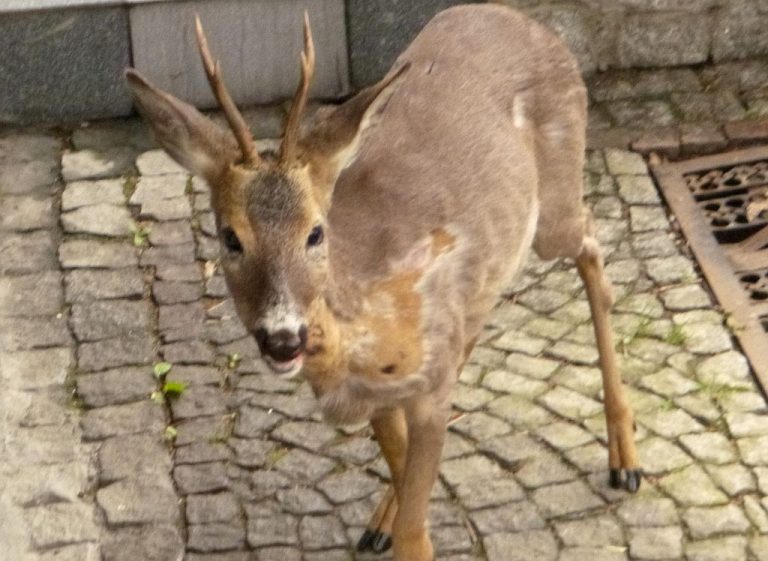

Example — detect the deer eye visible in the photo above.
[307,225,324,247]
[220,227,242,254]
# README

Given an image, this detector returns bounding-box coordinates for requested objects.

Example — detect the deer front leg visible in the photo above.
[357,408,407,553]
[576,236,642,492]
[391,397,447,561]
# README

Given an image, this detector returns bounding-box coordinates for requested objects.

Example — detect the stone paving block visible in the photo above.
[531,480,604,518]
[155,263,203,282]
[71,121,152,152]
[64,268,144,303]
[538,386,603,420]
[99,434,172,484]
[26,502,99,549]
[38,543,101,561]
[629,206,669,232]
[685,536,748,561]
[680,322,733,354]
[78,335,155,372]
[140,243,197,266]
[273,448,337,483]
[9,461,90,508]
[558,548,627,561]
[617,496,679,527]
[299,514,347,550]
[136,150,188,176]
[61,179,125,211]
[153,280,204,305]
[316,470,380,504]
[77,366,155,408]
[176,441,232,466]
[724,118,768,143]
[174,415,232,447]
[186,492,241,524]
[0,160,58,196]
[139,197,193,221]
[270,420,337,449]
[481,370,547,399]
[100,524,184,561]
[628,526,683,560]
[0,195,56,231]
[738,435,768,466]
[684,504,751,539]
[660,284,711,310]
[59,239,137,269]
[483,530,557,561]
[61,203,133,236]
[449,411,511,441]
[453,476,525,511]
[706,463,756,495]
[187,522,246,552]
[246,514,299,547]
[0,230,58,274]
[148,220,195,246]
[637,435,693,475]
[637,409,704,438]
[175,462,229,495]
[487,394,556,428]
[0,347,71,390]
[61,148,135,182]
[162,340,216,365]
[671,91,745,123]
[71,299,151,342]
[606,99,677,128]
[616,175,660,205]
[658,464,728,506]
[679,432,737,465]
[81,400,165,441]
[515,449,578,489]
[555,515,623,547]
[97,478,178,525]
[0,271,62,317]
[170,365,221,387]
[725,411,768,437]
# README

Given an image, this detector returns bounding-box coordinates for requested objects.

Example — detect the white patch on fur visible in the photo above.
[512,94,528,129]
[260,295,303,335]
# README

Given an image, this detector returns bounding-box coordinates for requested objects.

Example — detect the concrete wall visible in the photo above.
[1,0,767,123]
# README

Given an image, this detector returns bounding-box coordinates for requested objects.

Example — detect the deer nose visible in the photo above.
[254,326,307,362]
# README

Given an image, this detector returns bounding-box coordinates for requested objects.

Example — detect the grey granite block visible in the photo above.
[0,7,132,123]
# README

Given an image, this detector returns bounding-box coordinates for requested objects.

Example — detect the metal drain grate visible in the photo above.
[652,146,768,391]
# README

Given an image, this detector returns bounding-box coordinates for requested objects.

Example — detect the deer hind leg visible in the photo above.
[357,408,407,553]
[575,235,641,492]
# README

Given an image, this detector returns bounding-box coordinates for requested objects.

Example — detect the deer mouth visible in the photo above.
[263,353,304,377]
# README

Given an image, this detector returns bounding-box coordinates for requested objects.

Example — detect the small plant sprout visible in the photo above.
[153,361,173,378]
[664,324,687,346]
[227,352,241,369]
[131,222,151,247]
[164,425,178,442]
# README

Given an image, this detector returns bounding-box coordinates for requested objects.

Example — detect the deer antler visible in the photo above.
[279,11,316,164]
[195,15,260,167]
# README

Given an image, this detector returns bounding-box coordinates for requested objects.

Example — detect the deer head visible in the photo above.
[125,13,408,376]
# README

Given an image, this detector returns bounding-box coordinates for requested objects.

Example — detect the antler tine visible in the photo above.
[194,15,260,166]
[279,11,316,164]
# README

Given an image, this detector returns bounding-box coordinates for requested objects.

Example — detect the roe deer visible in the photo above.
[125,5,641,560]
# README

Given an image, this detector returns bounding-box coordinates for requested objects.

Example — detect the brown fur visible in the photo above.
[126,5,640,560]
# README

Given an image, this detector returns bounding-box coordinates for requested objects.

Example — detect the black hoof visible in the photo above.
[357,528,375,552]
[609,469,622,489]
[371,532,393,553]
[625,469,643,493]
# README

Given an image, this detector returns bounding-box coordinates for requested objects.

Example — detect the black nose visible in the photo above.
[254,326,307,362]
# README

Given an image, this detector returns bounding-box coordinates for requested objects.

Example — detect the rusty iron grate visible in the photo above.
[652,146,768,391]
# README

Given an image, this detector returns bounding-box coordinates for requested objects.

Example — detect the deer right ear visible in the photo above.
[125,68,237,182]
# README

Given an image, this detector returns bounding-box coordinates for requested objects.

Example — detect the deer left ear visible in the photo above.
[301,63,410,197]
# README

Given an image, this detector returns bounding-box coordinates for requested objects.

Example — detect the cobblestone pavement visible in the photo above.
[3,63,768,561]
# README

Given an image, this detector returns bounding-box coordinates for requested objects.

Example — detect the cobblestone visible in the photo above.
[4,83,768,561]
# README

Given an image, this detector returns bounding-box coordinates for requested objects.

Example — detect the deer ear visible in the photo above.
[301,63,410,193]
[125,68,237,182]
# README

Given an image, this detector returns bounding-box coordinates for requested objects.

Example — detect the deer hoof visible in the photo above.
[609,468,642,492]
[372,532,393,553]
[625,469,643,493]
[357,529,375,552]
